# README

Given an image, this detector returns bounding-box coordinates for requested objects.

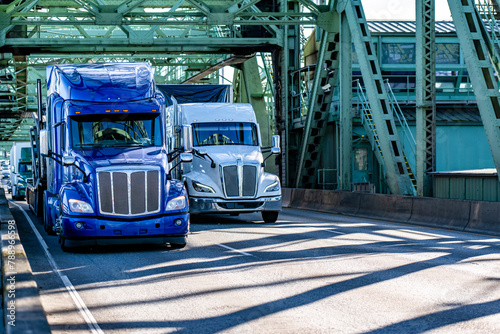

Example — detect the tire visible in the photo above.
[35,187,43,217]
[59,236,68,252]
[169,243,186,249]
[43,192,56,235]
[261,211,279,223]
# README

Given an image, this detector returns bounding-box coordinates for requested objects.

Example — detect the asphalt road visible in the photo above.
[9,199,500,334]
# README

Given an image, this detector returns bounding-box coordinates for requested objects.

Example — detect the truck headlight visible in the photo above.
[192,180,215,193]
[166,196,186,210]
[264,180,280,192]
[69,199,94,213]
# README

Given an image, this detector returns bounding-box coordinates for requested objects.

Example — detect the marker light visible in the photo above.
[69,199,93,213]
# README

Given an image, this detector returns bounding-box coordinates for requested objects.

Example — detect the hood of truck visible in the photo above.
[196,145,262,165]
[75,146,167,169]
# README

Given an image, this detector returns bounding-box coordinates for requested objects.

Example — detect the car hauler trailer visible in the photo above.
[27,63,193,251]
[167,102,282,222]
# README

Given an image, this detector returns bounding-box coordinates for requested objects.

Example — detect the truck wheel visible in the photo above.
[35,187,43,217]
[59,236,68,252]
[261,211,279,223]
[169,243,186,249]
[43,192,56,236]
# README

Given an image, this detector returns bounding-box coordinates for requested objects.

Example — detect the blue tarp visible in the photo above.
[47,63,155,101]
[157,84,231,106]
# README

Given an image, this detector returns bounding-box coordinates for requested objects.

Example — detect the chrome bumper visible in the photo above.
[189,196,282,214]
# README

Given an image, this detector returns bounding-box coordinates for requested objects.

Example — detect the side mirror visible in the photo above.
[62,155,88,182]
[180,153,193,163]
[62,156,76,166]
[182,125,193,153]
[271,135,280,155]
[197,148,207,156]
[40,129,49,156]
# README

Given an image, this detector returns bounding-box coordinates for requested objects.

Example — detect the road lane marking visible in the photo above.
[10,201,104,334]
[216,243,253,256]
[323,229,346,235]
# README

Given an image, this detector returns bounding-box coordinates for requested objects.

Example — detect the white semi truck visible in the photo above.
[168,102,282,223]
[9,142,32,200]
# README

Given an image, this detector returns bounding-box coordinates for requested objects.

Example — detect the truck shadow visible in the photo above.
[190,212,277,226]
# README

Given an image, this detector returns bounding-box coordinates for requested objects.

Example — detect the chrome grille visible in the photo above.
[97,167,161,216]
[221,163,258,198]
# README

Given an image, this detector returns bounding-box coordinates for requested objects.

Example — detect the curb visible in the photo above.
[0,188,51,334]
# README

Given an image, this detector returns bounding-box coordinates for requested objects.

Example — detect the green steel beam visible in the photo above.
[416,0,436,197]
[339,11,352,190]
[242,56,275,172]
[181,54,254,84]
[447,0,500,183]
[280,0,304,187]
[295,8,340,188]
[342,0,414,195]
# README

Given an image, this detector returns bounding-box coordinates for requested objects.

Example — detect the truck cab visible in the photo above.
[29,63,193,250]
[169,103,282,222]
[10,143,32,200]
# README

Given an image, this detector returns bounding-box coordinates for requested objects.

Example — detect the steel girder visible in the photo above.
[447,0,500,184]
[0,0,322,53]
[339,11,352,190]
[416,0,436,197]
[341,0,414,195]
[295,10,340,188]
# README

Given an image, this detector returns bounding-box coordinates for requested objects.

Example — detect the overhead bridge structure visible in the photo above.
[0,0,500,199]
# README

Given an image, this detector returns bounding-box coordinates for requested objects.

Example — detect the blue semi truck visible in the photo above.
[26,63,193,251]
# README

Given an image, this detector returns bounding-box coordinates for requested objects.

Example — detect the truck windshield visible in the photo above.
[19,163,32,173]
[70,113,162,148]
[193,122,259,146]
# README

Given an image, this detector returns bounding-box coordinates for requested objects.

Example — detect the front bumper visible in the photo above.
[61,213,189,247]
[189,196,282,214]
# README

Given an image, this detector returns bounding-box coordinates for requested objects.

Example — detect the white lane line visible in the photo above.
[323,229,346,235]
[9,201,104,334]
[216,243,253,256]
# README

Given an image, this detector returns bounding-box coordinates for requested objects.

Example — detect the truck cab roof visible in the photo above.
[178,103,257,124]
[47,63,155,102]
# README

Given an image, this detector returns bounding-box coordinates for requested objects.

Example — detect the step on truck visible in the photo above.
[167,102,282,223]
[27,63,193,251]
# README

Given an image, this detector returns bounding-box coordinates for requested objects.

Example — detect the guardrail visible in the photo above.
[282,188,500,236]
[0,188,50,334]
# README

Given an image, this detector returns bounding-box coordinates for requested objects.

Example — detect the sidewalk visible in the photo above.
[0,188,50,333]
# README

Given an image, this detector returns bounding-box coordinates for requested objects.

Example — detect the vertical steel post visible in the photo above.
[416,0,436,197]
[339,11,352,190]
